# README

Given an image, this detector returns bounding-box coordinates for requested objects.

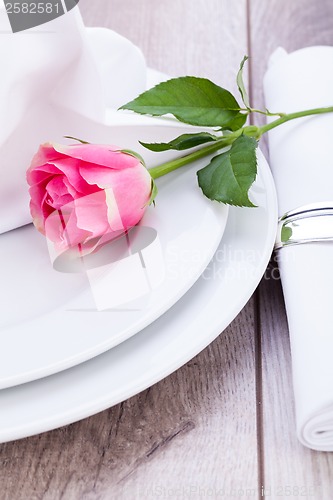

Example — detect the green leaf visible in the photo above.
[281,225,293,243]
[236,56,250,109]
[64,136,90,144]
[119,149,146,166]
[221,112,247,132]
[120,76,241,127]
[140,132,219,152]
[197,135,258,207]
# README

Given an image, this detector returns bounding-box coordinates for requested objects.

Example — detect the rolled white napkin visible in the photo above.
[0,5,146,233]
[264,46,333,451]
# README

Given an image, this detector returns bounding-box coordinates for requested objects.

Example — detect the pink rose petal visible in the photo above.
[54,143,140,170]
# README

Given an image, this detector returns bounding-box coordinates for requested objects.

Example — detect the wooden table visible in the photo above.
[1,1,333,498]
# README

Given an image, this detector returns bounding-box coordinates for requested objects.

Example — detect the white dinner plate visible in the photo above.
[0,149,277,443]
[0,29,230,390]
[0,159,228,389]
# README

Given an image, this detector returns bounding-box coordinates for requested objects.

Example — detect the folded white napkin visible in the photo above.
[264,46,333,451]
[0,5,146,234]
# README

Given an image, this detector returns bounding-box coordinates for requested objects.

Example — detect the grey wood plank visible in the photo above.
[249,0,333,498]
[0,1,260,499]
[80,0,248,95]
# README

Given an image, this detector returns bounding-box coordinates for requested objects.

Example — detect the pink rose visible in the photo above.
[27,142,154,255]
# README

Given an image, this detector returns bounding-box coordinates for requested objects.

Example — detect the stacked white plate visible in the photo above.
[0,18,278,443]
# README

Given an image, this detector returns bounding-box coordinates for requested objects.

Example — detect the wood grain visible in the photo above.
[249,0,333,498]
[0,1,260,499]
[80,0,249,96]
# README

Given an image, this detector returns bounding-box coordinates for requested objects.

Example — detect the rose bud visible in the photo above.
[26,142,155,256]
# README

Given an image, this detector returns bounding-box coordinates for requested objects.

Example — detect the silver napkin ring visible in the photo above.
[275,202,333,250]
